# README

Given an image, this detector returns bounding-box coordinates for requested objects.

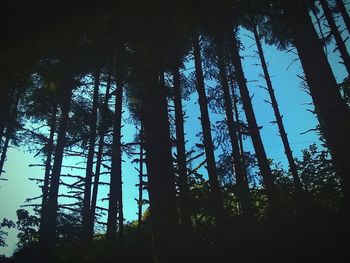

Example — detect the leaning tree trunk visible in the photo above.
[335,0,350,36]
[193,31,225,226]
[90,72,112,237]
[82,70,100,242]
[252,25,303,191]
[319,0,350,74]
[0,89,21,177]
[228,28,280,216]
[40,75,74,256]
[173,65,192,229]
[215,32,253,219]
[228,66,249,185]
[106,83,124,245]
[282,0,350,212]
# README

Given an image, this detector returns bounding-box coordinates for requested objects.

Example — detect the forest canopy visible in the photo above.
[0,0,350,262]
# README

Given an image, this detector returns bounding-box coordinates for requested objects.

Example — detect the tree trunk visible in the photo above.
[138,54,183,262]
[173,66,193,228]
[38,103,57,240]
[319,0,350,74]
[90,72,112,238]
[0,130,10,177]
[215,32,253,219]
[40,75,74,254]
[228,67,249,186]
[229,28,281,216]
[252,25,303,191]
[106,83,123,245]
[82,70,100,242]
[282,0,350,212]
[193,31,225,226]
[335,0,350,38]
[137,126,144,233]
[0,89,21,177]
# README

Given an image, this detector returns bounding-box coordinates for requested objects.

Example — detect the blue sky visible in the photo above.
[0,18,349,256]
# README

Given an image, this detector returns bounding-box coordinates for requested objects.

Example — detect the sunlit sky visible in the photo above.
[0,22,348,256]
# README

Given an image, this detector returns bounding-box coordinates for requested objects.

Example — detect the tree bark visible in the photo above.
[252,25,303,191]
[172,66,193,228]
[282,0,350,212]
[228,28,280,216]
[82,70,100,242]
[335,0,350,36]
[319,0,350,74]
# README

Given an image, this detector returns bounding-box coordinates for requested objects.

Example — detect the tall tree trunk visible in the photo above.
[172,66,192,228]
[252,25,303,191]
[228,28,280,216]
[137,126,144,233]
[40,75,74,254]
[193,31,225,226]
[215,32,253,218]
[282,0,350,212]
[82,70,100,242]
[106,83,123,245]
[319,0,350,74]
[138,54,182,263]
[335,0,350,37]
[39,104,57,240]
[228,67,248,185]
[90,72,112,237]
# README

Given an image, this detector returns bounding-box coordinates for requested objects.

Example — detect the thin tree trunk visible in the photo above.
[193,31,225,226]
[38,104,57,240]
[0,90,21,177]
[319,0,350,74]
[106,83,123,245]
[228,67,249,186]
[137,126,144,233]
[229,28,280,216]
[311,6,328,54]
[0,131,10,177]
[282,0,350,212]
[335,0,350,37]
[40,75,74,254]
[90,72,112,237]
[252,25,303,191]
[82,70,100,242]
[215,32,253,218]
[173,66,192,228]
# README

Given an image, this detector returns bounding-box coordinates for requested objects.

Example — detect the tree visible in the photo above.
[252,24,303,192]
[228,27,280,216]
[281,0,350,212]
[319,0,350,74]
